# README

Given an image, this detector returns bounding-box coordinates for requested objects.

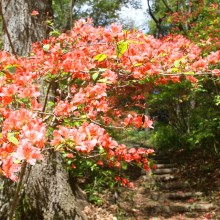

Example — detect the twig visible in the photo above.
[161,0,173,12]
[41,80,53,115]
[8,161,27,220]
[89,119,124,129]
[70,0,75,28]
[158,72,220,76]
[147,0,158,25]
[0,1,17,57]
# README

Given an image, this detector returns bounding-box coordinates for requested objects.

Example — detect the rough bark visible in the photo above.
[24,152,87,220]
[0,179,16,218]
[1,0,53,56]
[0,1,88,219]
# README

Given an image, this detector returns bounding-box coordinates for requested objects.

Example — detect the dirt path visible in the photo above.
[83,150,220,219]
[116,152,219,219]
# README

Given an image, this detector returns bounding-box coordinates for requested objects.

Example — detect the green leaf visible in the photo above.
[67,160,72,165]
[97,78,107,83]
[134,63,143,67]
[43,44,50,52]
[55,144,63,151]
[92,72,99,81]
[5,65,17,74]
[80,115,87,119]
[185,71,194,75]
[48,101,55,108]
[49,30,61,37]
[7,133,19,146]
[174,57,186,68]
[171,67,179,72]
[139,80,146,84]
[116,40,128,57]
[214,95,220,106]
[174,60,180,68]
[121,161,127,170]
[127,40,142,45]
[94,54,107,62]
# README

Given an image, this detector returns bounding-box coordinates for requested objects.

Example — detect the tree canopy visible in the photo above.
[145,0,220,152]
[52,0,141,29]
[148,0,220,49]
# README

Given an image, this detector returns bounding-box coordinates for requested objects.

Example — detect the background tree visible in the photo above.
[52,0,141,29]
[147,0,220,49]
[146,0,220,153]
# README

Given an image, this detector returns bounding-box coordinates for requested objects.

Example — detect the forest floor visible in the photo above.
[82,148,220,220]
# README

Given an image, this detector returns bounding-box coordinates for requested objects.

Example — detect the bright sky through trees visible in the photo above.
[120,0,149,31]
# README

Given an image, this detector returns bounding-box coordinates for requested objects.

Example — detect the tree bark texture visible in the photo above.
[1,0,53,56]
[24,152,87,220]
[0,1,88,219]
[0,179,16,219]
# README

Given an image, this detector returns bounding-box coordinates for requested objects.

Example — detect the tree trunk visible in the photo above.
[24,152,87,220]
[2,0,53,56]
[0,1,88,219]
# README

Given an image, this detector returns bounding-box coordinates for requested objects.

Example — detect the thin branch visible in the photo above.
[8,162,27,220]
[161,0,173,12]
[70,0,73,28]
[50,115,56,126]
[41,80,53,115]
[147,0,158,25]
[147,0,166,38]
[176,0,179,11]
[33,111,54,116]
[0,2,17,57]
[77,153,102,159]
[158,72,220,76]
[42,146,55,153]
[89,119,125,129]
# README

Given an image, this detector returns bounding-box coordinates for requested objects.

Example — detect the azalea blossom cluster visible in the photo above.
[0,109,46,181]
[165,1,220,52]
[0,19,219,181]
[123,114,154,129]
[51,122,153,170]
[54,83,108,119]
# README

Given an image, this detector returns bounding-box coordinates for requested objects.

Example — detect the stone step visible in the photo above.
[149,217,197,220]
[153,168,177,175]
[154,174,178,182]
[184,212,201,218]
[164,191,203,200]
[154,159,171,164]
[155,163,176,169]
[170,202,215,213]
[148,201,215,216]
[150,191,203,201]
[158,182,187,190]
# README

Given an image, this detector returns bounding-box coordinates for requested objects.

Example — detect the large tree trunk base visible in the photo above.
[24,152,88,220]
[0,179,16,219]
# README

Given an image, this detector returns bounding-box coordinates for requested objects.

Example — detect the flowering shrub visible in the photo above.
[0,19,219,185]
